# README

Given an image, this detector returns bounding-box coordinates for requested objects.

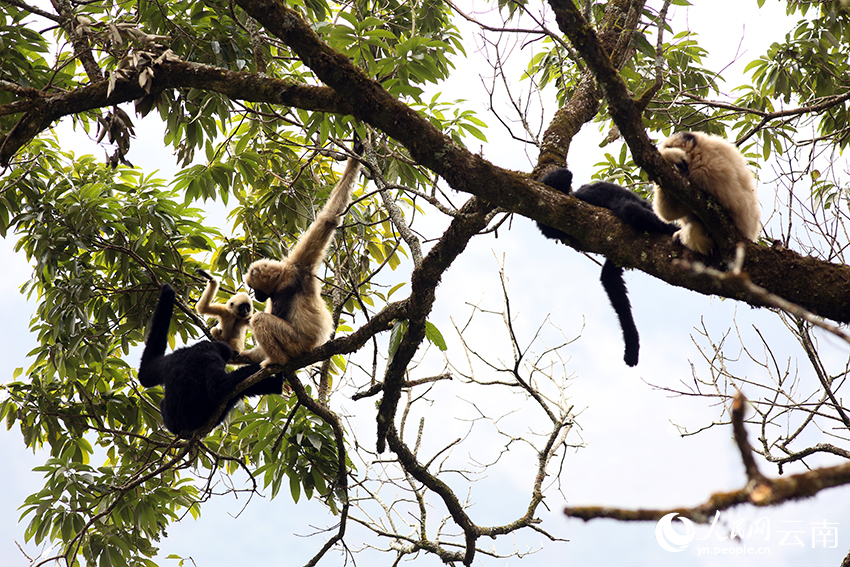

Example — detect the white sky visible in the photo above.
[3,1,850,566]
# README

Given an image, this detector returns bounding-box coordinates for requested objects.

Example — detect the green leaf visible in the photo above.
[388,319,408,360]
[424,321,448,351]
[289,472,301,504]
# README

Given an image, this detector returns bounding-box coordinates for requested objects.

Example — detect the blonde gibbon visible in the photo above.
[243,140,364,368]
[653,131,761,254]
[196,269,253,354]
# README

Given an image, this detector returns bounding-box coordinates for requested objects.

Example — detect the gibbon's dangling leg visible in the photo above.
[138,283,281,435]
[536,168,678,366]
[244,139,364,367]
[195,269,253,354]
[653,131,761,254]
[599,261,639,367]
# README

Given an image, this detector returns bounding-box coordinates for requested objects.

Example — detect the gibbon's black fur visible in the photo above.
[195,269,253,353]
[536,168,678,367]
[138,284,282,435]
[243,139,364,368]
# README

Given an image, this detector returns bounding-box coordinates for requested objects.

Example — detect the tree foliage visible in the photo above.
[2,0,850,565]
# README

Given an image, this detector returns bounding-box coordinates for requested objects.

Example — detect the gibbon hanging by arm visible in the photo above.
[653,131,761,255]
[195,269,253,353]
[138,283,282,435]
[243,139,364,368]
[537,168,678,367]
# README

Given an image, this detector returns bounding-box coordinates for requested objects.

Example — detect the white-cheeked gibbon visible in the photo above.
[243,140,364,368]
[138,283,280,435]
[196,269,253,353]
[653,131,761,254]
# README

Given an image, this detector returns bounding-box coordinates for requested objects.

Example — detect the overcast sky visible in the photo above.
[3,1,850,566]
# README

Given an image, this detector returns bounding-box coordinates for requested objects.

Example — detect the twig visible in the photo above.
[566,393,850,523]
[673,243,850,346]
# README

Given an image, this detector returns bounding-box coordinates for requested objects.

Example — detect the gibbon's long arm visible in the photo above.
[286,154,362,274]
[196,276,229,319]
[138,284,176,387]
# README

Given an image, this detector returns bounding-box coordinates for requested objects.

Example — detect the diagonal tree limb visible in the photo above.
[0,59,351,167]
[284,370,350,567]
[384,422,476,565]
[545,0,745,253]
[565,393,850,524]
[376,196,495,453]
[5,1,850,323]
[233,0,850,322]
[536,0,646,174]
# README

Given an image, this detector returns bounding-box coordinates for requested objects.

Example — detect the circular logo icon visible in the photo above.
[655,513,695,552]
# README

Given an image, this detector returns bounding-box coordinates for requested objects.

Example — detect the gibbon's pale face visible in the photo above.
[655,130,761,252]
[227,292,253,319]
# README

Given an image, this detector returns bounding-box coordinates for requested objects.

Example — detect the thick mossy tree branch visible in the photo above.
[233,0,531,208]
[0,59,350,167]
[376,196,495,453]
[545,0,743,251]
[233,0,850,323]
[5,1,850,322]
[536,0,644,174]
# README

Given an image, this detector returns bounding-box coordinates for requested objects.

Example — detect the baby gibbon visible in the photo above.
[654,131,761,254]
[537,168,678,366]
[196,269,253,353]
[138,283,281,435]
[243,140,364,368]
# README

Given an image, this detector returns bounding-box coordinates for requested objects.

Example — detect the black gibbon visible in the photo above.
[536,168,678,367]
[654,131,761,254]
[138,283,282,435]
[243,140,364,368]
[195,269,253,353]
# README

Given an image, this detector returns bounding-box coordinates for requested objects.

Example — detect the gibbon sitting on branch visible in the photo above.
[536,168,678,366]
[243,139,364,368]
[138,283,282,435]
[653,131,761,255]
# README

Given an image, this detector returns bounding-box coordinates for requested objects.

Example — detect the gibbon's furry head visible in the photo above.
[195,270,254,353]
[245,258,295,303]
[227,292,253,319]
[540,168,573,195]
[655,131,761,253]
